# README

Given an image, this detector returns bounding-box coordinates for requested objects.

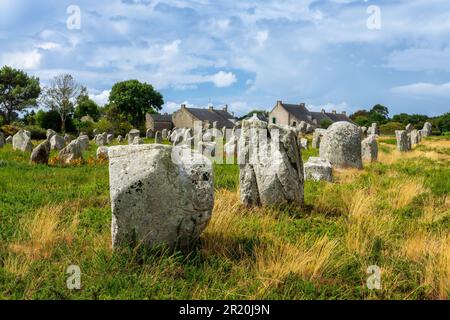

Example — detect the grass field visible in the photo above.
[0,136,449,300]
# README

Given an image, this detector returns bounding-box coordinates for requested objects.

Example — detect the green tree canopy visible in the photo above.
[74,87,101,121]
[108,80,164,127]
[0,66,41,124]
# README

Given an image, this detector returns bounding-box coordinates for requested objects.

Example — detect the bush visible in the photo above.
[24,125,47,140]
[380,122,404,135]
[95,118,114,134]
[0,124,20,137]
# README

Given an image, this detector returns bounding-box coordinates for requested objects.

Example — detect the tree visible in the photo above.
[41,74,81,132]
[434,112,450,133]
[74,87,101,121]
[369,104,389,124]
[108,80,164,127]
[0,66,41,124]
[320,118,333,129]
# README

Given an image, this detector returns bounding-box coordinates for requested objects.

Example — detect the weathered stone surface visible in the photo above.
[59,139,83,163]
[93,129,100,136]
[319,122,363,169]
[128,129,140,145]
[117,135,124,143]
[367,123,379,136]
[12,130,33,152]
[312,129,327,149]
[0,132,4,148]
[64,134,72,144]
[78,135,89,151]
[306,123,315,134]
[360,126,367,136]
[97,146,109,160]
[405,124,413,133]
[238,119,304,207]
[46,129,57,140]
[299,138,308,150]
[162,129,168,140]
[50,134,65,150]
[155,131,162,144]
[410,129,420,145]
[108,144,214,250]
[95,133,108,146]
[198,141,216,157]
[421,122,432,137]
[224,135,238,157]
[298,121,308,134]
[132,136,144,145]
[304,157,332,182]
[107,134,114,144]
[146,129,154,138]
[30,140,50,165]
[6,136,12,144]
[361,135,378,162]
[395,130,410,152]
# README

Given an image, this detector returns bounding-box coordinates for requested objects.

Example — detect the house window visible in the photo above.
[272,117,276,124]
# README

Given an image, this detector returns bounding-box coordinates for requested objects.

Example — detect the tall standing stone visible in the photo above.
[361,135,378,162]
[395,130,410,152]
[128,129,140,145]
[410,129,420,145]
[12,130,33,152]
[238,118,304,207]
[312,129,327,148]
[59,139,83,164]
[405,124,413,133]
[30,140,51,165]
[108,144,214,250]
[368,123,379,136]
[319,122,363,169]
[421,122,432,137]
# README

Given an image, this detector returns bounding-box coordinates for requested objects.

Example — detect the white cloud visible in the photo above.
[308,102,350,113]
[89,89,110,106]
[35,42,61,50]
[210,71,237,87]
[385,48,450,72]
[391,83,450,98]
[162,100,196,114]
[0,49,41,69]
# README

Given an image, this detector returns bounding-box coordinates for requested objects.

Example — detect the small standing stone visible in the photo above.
[116,135,124,143]
[299,138,308,150]
[30,140,51,165]
[59,139,83,164]
[128,129,140,145]
[64,134,72,144]
[304,157,332,182]
[162,129,168,140]
[155,131,162,144]
[96,146,109,160]
[50,134,65,150]
[12,130,33,152]
[0,132,5,148]
[78,135,90,151]
[146,129,154,138]
[361,135,378,162]
[107,134,114,144]
[421,122,432,137]
[95,133,108,146]
[312,129,326,148]
[6,136,12,144]
[395,130,410,152]
[132,136,144,145]
[46,129,57,140]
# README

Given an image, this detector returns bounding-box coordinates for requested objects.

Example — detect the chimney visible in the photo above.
[277,100,282,107]
[321,108,325,113]
[181,104,186,109]
[300,103,305,108]
[223,104,228,112]
[332,110,337,114]
[208,105,214,111]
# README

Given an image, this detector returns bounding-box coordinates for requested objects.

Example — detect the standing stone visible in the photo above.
[224,135,238,158]
[410,129,420,145]
[108,144,214,250]
[132,136,144,145]
[46,129,57,140]
[50,135,65,150]
[30,140,51,165]
[59,139,83,164]
[304,157,332,182]
[312,129,327,148]
[299,138,308,150]
[238,118,304,207]
[95,133,108,146]
[117,135,124,143]
[306,123,315,134]
[93,129,100,136]
[360,126,368,136]
[155,131,162,144]
[368,123,379,136]
[96,146,109,160]
[128,129,140,145]
[405,124,413,133]
[319,122,363,169]
[107,134,114,144]
[12,130,33,152]
[64,134,72,144]
[395,130,410,152]
[161,129,168,140]
[78,135,89,151]
[421,122,432,137]
[361,135,378,162]
[0,132,4,148]
[6,136,12,144]
[299,121,308,134]
[146,129,154,138]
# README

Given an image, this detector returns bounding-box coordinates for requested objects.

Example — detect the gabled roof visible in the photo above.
[325,112,354,124]
[186,107,236,128]
[310,111,333,124]
[149,113,172,122]
[279,103,314,124]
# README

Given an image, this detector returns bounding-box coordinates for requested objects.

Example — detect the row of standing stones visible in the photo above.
[0,120,432,251]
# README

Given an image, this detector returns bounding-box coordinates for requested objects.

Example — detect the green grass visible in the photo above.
[0,136,449,300]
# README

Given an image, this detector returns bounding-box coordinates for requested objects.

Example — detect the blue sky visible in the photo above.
[1,0,449,117]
